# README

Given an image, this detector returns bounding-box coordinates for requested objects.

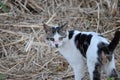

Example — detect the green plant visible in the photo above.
[0,0,8,12]
[0,73,6,80]
[107,77,114,80]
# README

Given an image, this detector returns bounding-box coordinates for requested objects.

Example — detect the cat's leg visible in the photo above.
[86,48,102,80]
[104,54,118,80]
[72,59,86,80]
[87,59,101,80]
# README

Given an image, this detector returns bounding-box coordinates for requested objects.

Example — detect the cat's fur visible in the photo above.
[43,23,120,80]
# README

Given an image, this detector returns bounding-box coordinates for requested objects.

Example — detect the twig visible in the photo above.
[101,26,120,35]
[46,4,62,24]
[0,37,28,47]
[62,74,74,79]
[96,2,100,32]
[5,60,23,73]
[46,12,57,24]
[0,29,21,35]
[29,0,44,11]
[31,55,57,78]
[0,23,42,28]
[0,42,8,57]
[16,0,32,14]
[0,13,12,16]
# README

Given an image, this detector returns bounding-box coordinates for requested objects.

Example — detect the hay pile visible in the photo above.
[0,0,120,80]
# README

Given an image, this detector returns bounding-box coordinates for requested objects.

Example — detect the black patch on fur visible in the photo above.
[51,27,61,34]
[97,42,112,63]
[108,31,120,52]
[68,30,74,39]
[74,33,92,58]
[93,63,101,80]
[110,69,118,79]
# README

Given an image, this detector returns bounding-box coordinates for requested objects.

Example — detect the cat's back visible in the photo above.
[66,30,109,57]
[68,30,108,43]
[68,30,99,39]
[67,30,109,53]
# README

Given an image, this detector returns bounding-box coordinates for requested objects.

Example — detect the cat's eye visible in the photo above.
[50,38,54,41]
[52,31,55,34]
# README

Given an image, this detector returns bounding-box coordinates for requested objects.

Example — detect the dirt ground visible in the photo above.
[0,0,120,80]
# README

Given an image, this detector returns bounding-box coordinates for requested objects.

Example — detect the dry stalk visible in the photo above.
[0,23,42,28]
[29,0,44,12]
[1,37,28,47]
[5,60,23,73]
[0,0,120,80]
[102,26,120,35]
[16,0,32,14]
[96,2,100,32]
[0,29,21,35]
[0,43,8,57]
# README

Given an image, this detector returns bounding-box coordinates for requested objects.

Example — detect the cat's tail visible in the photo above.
[108,31,120,52]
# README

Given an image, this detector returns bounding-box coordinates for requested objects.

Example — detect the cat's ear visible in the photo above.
[43,23,51,33]
[58,22,68,30]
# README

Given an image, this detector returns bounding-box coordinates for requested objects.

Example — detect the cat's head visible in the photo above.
[43,22,68,48]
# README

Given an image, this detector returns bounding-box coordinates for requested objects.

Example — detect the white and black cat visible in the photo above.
[43,22,120,80]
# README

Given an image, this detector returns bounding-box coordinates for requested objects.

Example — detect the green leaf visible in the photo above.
[0,73,6,80]
[0,1,8,12]
[107,77,114,80]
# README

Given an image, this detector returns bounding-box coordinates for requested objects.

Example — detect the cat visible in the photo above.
[43,22,120,80]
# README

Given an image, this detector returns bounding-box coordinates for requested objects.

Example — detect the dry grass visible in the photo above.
[0,0,120,80]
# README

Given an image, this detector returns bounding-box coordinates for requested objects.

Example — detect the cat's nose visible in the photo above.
[55,44,58,48]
